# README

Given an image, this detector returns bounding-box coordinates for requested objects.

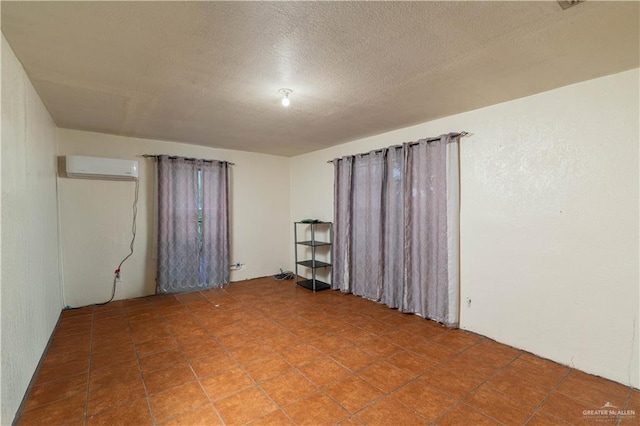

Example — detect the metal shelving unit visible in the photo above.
[294,222,332,292]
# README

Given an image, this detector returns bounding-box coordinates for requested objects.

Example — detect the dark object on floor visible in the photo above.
[273,269,295,280]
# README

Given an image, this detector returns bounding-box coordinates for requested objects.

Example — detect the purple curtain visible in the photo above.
[332,134,460,327]
[199,160,230,288]
[156,156,229,293]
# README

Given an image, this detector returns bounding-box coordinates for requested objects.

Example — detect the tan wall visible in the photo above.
[1,36,63,423]
[290,69,640,387]
[57,129,291,307]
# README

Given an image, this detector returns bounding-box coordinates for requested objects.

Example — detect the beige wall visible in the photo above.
[1,36,63,423]
[57,130,291,307]
[290,69,640,387]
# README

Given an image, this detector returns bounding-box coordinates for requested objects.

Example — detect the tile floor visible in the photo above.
[16,277,638,425]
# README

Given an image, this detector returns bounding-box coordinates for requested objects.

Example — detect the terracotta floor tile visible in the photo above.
[189,351,236,378]
[420,366,484,399]
[359,336,403,358]
[18,392,86,426]
[386,350,436,377]
[298,357,352,387]
[462,340,521,369]
[200,366,254,401]
[260,332,301,351]
[526,411,571,425]
[356,396,427,425]
[247,409,294,425]
[135,336,178,357]
[334,327,377,345]
[484,368,550,409]
[91,334,132,352]
[56,321,93,336]
[465,385,532,425]
[244,354,293,383]
[160,404,222,426]
[292,325,327,341]
[405,339,458,363]
[383,330,425,348]
[309,334,354,354]
[392,381,457,421]
[228,340,275,365]
[332,347,377,372]
[61,306,94,318]
[283,392,349,425]
[324,376,385,413]
[24,373,87,410]
[539,391,595,424]
[149,381,209,422]
[130,324,173,344]
[357,320,392,336]
[34,358,89,384]
[88,377,147,415]
[508,356,569,389]
[214,386,278,425]
[89,359,141,387]
[86,398,152,426]
[338,415,365,425]
[358,361,413,393]
[625,389,640,412]
[48,332,91,353]
[138,348,185,374]
[41,346,91,366]
[261,370,318,407]
[179,337,222,360]
[15,279,635,426]
[435,402,500,425]
[556,370,630,408]
[93,315,129,332]
[91,349,138,370]
[431,330,482,352]
[442,354,499,382]
[172,327,212,345]
[143,361,196,395]
[281,343,325,366]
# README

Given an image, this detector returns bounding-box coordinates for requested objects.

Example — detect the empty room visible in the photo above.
[1,1,638,425]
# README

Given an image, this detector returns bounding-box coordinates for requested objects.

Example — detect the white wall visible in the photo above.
[1,36,63,424]
[290,69,640,388]
[57,130,291,307]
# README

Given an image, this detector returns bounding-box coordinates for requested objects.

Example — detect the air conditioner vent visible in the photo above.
[557,0,584,10]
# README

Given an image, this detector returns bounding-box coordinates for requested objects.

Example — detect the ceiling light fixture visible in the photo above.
[278,88,292,107]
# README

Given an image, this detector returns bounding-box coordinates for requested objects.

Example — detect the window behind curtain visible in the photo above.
[332,134,461,327]
[156,156,230,294]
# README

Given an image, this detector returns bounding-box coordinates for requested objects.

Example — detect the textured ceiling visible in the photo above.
[2,1,638,156]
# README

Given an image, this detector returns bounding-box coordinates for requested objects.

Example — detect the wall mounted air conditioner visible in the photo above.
[65,155,139,180]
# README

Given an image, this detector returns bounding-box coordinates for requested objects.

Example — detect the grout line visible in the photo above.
[82,307,95,426]
[18,279,638,426]
[521,366,573,425]
[126,304,158,426]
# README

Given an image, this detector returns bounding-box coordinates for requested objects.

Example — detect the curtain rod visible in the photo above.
[326,131,469,164]
[142,154,235,166]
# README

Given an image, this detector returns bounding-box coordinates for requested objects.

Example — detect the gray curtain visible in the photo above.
[199,160,230,287]
[156,156,229,293]
[332,134,460,327]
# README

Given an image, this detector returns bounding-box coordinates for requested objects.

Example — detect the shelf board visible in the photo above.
[297,279,331,292]
[296,260,331,268]
[296,240,332,247]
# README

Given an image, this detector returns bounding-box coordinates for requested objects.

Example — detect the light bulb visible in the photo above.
[278,88,292,107]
